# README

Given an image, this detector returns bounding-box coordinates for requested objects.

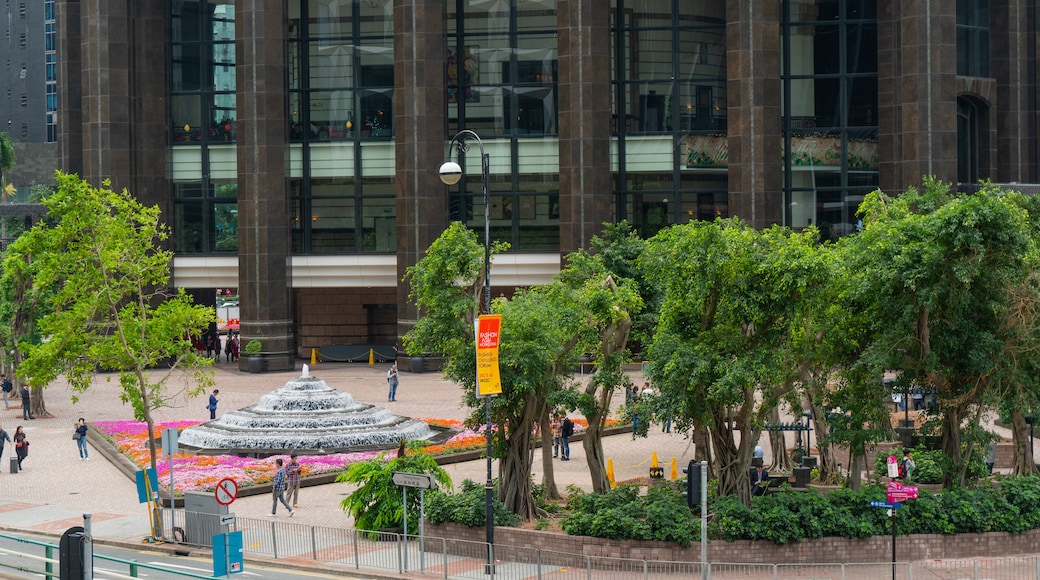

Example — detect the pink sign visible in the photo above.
[886,481,918,503]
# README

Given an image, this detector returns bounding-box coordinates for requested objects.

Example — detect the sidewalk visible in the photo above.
[0,362,699,546]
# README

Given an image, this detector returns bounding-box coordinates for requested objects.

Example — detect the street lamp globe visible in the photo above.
[438,161,463,185]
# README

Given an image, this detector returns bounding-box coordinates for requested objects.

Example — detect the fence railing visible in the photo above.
[164,509,1040,580]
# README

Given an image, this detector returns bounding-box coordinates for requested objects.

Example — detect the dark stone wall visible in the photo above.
[236,0,294,372]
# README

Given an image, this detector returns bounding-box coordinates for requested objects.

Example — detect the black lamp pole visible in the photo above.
[440,130,494,574]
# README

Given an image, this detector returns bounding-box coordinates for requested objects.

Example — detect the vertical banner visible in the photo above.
[475,314,503,397]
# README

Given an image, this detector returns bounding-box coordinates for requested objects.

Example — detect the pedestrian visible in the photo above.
[286,454,301,507]
[560,416,574,461]
[751,464,770,496]
[899,449,916,482]
[986,441,997,474]
[387,363,399,402]
[13,426,27,469]
[207,389,220,420]
[214,333,222,361]
[0,423,9,466]
[0,374,11,410]
[550,414,563,458]
[20,385,33,420]
[205,334,214,358]
[230,334,240,361]
[268,458,295,517]
[74,418,89,460]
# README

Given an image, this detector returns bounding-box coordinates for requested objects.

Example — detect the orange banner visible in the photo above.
[475,315,503,397]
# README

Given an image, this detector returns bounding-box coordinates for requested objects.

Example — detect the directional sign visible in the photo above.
[870,500,902,509]
[392,472,438,489]
[220,513,236,526]
[886,481,918,503]
[215,478,239,506]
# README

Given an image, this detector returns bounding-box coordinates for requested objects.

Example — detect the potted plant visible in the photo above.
[244,339,263,373]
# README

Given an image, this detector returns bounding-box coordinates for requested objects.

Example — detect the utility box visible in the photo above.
[59,526,86,580]
[183,491,229,547]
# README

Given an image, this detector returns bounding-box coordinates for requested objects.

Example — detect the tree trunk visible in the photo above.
[709,412,751,504]
[1010,409,1038,476]
[806,400,836,481]
[692,425,714,480]
[940,404,965,488]
[538,413,561,500]
[768,406,794,473]
[498,400,542,520]
[581,314,631,494]
[30,385,47,418]
[848,451,864,491]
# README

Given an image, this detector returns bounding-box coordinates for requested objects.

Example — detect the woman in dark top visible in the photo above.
[13,426,27,469]
[75,418,89,460]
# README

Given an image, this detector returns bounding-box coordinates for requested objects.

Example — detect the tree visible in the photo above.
[848,178,1036,487]
[3,172,215,472]
[641,219,830,504]
[0,132,14,246]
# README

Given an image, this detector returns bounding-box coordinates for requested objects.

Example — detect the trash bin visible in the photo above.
[793,466,812,487]
[9,457,17,474]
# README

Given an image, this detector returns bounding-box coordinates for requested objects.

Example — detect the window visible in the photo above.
[957,0,989,77]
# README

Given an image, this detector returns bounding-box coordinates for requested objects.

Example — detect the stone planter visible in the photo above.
[247,355,265,373]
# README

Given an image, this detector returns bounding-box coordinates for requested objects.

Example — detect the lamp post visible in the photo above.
[439,130,494,573]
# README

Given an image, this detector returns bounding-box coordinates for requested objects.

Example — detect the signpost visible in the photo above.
[394,472,438,572]
[874,480,920,580]
[215,478,238,506]
[869,500,901,509]
[162,428,178,542]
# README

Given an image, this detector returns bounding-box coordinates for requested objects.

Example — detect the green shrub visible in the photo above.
[999,475,1040,529]
[872,446,987,483]
[560,483,698,546]
[426,479,521,528]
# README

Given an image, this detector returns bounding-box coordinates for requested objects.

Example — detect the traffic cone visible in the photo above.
[651,451,660,468]
[310,348,317,365]
[607,458,616,488]
[670,457,678,480]
[369,348,375,365]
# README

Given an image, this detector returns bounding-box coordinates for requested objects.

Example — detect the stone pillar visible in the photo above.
[726,1,782,229]
[393,0,450,345]
[56,0,83,176]
[557,0,612,253]
[236,0,294,372]
[64,0,167,211]
[877,0,958,192]
[991,0,1036,183]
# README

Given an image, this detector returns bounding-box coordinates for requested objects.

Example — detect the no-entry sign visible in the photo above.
[215,478,238,506]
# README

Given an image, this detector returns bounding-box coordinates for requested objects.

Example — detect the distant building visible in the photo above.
[56,0,1038,368]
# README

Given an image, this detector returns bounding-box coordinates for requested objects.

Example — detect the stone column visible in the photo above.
[991,0,1035,183]
[393,0,449,346]
[557,0,612,253]
[56,0,83,176]
[236,0,294,372]
[877,0,958,192]
[63,0,167,211]
[726,1,782,229]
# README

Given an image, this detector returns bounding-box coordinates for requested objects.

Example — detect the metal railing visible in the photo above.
[159,509,1040,580]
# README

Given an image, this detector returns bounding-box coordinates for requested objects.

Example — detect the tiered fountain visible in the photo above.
[178,365,442,456]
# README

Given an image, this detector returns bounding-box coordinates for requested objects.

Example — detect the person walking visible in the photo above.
[550,414,563,459]
[0,423,10,467]
[286,454,301,507]
[20,385,33,420]
[13,426,27,470]
[560,416,574,461]
[1,374,11,410]
[387,363,399,402]
[268,458,295,517]
[207,389,220,420]
[214,334,222,361]
[74,418,89,460]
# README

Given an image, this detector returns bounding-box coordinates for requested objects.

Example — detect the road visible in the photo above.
[0,532,357,580]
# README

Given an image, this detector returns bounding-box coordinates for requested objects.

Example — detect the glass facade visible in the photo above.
[446,0,561,251]
[611,0,728,239]
[782,0,878,240]
[287,0,396,254]
[170,0,238,254]
[44,0,56,143]
[957,0,989,78]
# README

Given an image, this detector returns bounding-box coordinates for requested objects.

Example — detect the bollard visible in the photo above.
[368,348,375,365]
[310,348,317,365]
[9,456,16,473]
[670,457,678,480]
[606,458,616,488]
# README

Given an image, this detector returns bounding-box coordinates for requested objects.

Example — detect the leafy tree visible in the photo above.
[3,172,215,471]
[641,219,830,504]
[338,443,452,533]
[848,178,1036,486]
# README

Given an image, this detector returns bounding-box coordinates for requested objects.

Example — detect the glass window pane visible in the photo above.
[359,197,395,252]
[308,0,352,38]
[309,42,354,89]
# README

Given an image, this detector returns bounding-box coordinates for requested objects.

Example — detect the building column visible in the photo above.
[62,0,167,211]
[726,1,782,229]
[236,0,294,371]
[56,0,83,176]
[557,0,612,253]
[877,0,957,192]
[393,0,449,346]
[991,0,1036,184]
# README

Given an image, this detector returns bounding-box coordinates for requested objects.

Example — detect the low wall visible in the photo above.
[426,522,1040,564]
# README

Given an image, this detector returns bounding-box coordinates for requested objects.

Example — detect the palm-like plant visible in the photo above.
[0,132,16,245]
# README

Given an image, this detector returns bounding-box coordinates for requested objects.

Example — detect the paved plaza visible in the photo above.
[0,360,701,544]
